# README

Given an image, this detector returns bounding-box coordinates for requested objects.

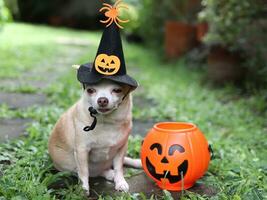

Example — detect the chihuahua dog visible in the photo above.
[48,80,141,195]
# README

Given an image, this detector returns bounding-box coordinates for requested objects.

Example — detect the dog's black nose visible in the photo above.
[97,97,109,107]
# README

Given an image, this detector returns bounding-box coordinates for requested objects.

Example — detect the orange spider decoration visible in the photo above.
[100,0,129,29]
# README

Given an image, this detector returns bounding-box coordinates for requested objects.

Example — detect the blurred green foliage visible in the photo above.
[199,0,267,86]
[4,0,19,19]
[0,0,11,28]
[119,1,141,35]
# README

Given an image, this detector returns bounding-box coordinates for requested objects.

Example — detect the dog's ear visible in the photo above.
[72,65,80,70]
[121,84,132,95]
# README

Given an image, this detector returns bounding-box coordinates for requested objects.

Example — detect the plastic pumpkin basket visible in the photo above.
[141,122,211,191]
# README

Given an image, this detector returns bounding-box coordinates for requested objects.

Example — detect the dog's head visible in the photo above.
[82,80,131,115]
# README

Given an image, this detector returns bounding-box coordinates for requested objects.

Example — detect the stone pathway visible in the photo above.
[0,118,32,141]
[89,172,217,199]
[132,119,156,137]
[0,93,46,109]
[48,170,217,199]
[0,41,87,142]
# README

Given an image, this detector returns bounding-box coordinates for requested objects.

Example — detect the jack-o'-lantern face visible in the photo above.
[141,122,211,191]
[95,54,121,75]
[145,142,188,184]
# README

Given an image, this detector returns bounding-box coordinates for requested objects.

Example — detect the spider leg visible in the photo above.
[106,18,114,27]
[117,17,129,23]
[114,0,122,7]
[103,3,112,8]
[99,7,110,12]
[117,4,129,10]
[114,18,123,29]
[100,18,111,24]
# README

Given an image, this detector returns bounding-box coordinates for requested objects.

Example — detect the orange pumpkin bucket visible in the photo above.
[141,122,211,191]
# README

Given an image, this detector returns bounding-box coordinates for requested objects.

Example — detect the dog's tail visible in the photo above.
[123,157,142,169]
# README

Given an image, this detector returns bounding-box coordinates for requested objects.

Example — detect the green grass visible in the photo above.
[0,85,38,94]
[0,23,266,199]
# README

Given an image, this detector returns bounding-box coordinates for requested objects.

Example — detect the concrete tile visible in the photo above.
[0,118,32,142]
[0,92,46,109]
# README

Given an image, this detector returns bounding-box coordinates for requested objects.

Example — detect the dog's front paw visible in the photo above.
[115,179,129,192]
[82,183,90,196]
[83,188,90,197]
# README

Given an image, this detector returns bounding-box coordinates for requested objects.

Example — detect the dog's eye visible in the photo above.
[87,88,96,94]
[113,88,122,93]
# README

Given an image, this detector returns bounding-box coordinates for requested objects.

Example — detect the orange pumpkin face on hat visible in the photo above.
[77,1,137,90]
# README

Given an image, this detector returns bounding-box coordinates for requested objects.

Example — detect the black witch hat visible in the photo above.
[77,0,138,90]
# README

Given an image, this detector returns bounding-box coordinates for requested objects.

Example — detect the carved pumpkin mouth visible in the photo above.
[146,157,188,184]
[98,66,116,73]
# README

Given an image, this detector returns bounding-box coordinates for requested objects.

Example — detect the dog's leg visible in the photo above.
[113,142,129,192]
[74,148,90,195]
[100,169,115,181]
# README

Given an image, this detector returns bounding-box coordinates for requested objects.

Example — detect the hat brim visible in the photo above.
[77,63,138,90]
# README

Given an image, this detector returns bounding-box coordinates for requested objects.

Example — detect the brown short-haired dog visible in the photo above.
[48,80,141,195]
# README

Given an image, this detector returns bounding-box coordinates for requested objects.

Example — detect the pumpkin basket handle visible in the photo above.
[208,144,214,160]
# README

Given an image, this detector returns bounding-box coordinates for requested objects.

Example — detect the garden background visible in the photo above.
[0,0,266,199]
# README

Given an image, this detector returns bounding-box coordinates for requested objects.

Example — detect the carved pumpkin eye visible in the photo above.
[111,60,115,64]
[101,59,105,63]
[150,143,162,155]
[168,144,185,155]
